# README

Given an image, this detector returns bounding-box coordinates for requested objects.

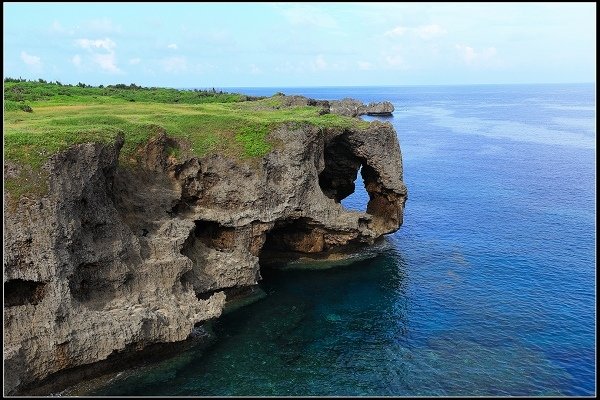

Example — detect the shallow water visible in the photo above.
[93,84,595,396]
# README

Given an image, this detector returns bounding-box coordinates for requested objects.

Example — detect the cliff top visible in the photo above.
[4,80,367,200]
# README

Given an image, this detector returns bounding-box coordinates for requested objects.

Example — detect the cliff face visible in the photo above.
[3,99,407,394]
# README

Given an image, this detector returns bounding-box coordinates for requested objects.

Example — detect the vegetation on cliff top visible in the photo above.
[4,79,366,200]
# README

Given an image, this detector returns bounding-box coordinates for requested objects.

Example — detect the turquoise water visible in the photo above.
[94,84,595,396]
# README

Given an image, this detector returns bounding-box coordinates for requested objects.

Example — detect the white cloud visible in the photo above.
[280,5,338,29]
[384,26,408,37]
[385,24,446,40]
[72,54,82,67]
[455,44,497,65]
[92,53,120,73]
[129,58,141,65]
[75,38,116,51]
[167,43,178,50]
[357,61,374,70]
[311,55,328,71]
[161,56,187,73]
[21,51,42,67]
[74,37,121,73]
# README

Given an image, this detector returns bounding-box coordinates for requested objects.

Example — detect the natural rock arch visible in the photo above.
[318,134,383,215]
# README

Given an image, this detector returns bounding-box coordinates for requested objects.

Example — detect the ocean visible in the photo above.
[91,84,596,396]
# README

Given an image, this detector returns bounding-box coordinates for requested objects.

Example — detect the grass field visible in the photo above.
[4,80,365,200]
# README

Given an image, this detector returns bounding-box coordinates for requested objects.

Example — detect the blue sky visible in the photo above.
[3,2,596,87]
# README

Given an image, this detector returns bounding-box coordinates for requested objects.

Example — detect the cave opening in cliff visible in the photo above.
[259,218,326,267]
[4,279,47,307]
[318,136,378,214]
[262,218,323,253]
[192,220,236,252]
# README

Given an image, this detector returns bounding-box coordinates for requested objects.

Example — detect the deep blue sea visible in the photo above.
[93,84,596,396]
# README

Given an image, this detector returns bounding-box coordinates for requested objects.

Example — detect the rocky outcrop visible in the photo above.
[274,95,394,117]
[362,101,394,116]
[3,97,407,394]
[329,98,394,117]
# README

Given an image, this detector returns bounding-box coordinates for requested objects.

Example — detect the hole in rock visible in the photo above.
[4,279,47,307]
[340,166,370,212]
[192,220,236,252]
[261,218,324,255]
[318,136,375,213]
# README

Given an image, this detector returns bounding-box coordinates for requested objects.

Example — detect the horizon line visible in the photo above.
[4,77,595,90]
[198,82,596,89]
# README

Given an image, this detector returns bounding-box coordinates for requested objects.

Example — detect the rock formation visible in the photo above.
[362,101,395,116]
[275,94,394,117]
[3,96,407,394]
[329,98,395,117]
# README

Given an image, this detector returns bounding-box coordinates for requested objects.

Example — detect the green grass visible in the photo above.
[4,80,367,200]
[4,80,245,105]
[235,124,271,157]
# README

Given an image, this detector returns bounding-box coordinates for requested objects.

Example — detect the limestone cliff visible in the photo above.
[3,96,407,394]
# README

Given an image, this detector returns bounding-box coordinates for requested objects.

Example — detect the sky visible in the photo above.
[3,2,596,88]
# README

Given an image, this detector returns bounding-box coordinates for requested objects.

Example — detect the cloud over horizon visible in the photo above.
[20,51,42,69]
[3,3,595,86]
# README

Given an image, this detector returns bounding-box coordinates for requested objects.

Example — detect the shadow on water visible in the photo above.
[91,251,410,396]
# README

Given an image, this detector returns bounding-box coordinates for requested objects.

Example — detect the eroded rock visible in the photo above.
[3,99,407,394]
[363,101,394,116]
[330,98,394,117]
